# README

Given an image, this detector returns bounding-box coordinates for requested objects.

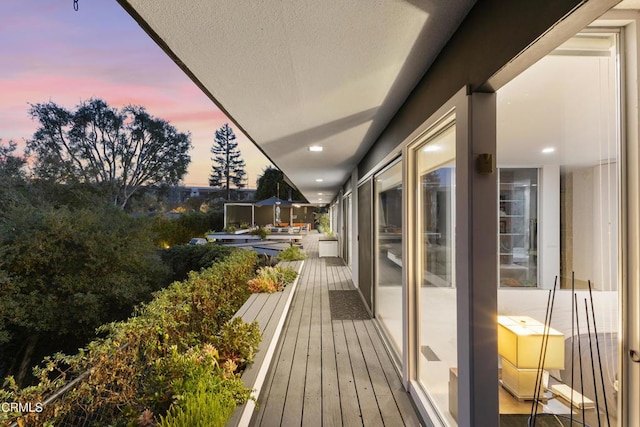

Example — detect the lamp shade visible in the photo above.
[498,315,564,370]
[497,315,564,400]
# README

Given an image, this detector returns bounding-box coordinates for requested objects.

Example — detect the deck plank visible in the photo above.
[249,233,422,427]
[255,265,309,426]
[363,321,422,426]
[302,257,323,427]
[252,291,284,333]
[280,257,314,427]
[227,261,304,427]
[320,259,342,427]
[353,320,404,426]
[333,320,364,427]
[234,294,263,320]
[342,320,384,426]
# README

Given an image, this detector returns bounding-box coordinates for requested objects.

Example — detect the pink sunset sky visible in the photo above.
[0,1,272,187]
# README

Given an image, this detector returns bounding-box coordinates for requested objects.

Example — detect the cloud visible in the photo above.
[0,2,273,187]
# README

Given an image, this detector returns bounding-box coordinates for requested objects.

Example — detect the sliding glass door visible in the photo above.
[374,160,403,362]
[414,123,457,424]
[496,30,621,425]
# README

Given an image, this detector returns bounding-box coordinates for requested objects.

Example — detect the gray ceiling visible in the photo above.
[120,0,477,204]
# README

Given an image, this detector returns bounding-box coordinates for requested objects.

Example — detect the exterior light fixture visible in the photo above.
[308,146,323,152]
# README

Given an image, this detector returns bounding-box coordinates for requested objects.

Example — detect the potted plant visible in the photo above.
[315,212,330,234]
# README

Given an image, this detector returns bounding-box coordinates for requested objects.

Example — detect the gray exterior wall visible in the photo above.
[358,0,596,179]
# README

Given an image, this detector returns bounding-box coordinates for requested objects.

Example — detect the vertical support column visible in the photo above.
[456,91,499,426]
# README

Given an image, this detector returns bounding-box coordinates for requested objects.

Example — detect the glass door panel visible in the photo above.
[374,160,403,360]
[416,124,457,425]
[496,31,620,426]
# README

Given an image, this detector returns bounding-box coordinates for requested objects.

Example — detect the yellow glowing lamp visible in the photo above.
[497,315,564,400]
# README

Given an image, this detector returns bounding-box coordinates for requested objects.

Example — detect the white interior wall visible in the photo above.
[594,162,618,291]
[540,165,560,289]
[572,167,596,282]
[498,289,618,337]
[567,163,618,290]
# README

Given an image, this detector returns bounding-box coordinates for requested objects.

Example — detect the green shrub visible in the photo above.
[249,226,270,240]
[247,276,279,293]
[278,245,307,261]
[158,386,236,427]
[275,265,298,284]
[0,203,170,384]
[153,211,224,247]
[0,248,259,426]
[152,343,252,426]
[314,212,330,233]
[212,318,261,370]
[247,265,297,294]
[161,243,232,283]
[158,369,241,427]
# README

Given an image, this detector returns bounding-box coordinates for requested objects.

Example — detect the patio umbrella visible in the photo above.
[254,196,293,225]
[254,196,293,206]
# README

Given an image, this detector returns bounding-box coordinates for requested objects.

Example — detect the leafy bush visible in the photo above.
[0,203,170,384]
[153,211,224,247]
[249,226,270,240]
[247,276,280,293]
[278,245,307,261]
[157,358,244,427]
[157,381,237,427]
[275,265,298,284]
[153,343,253,427]
[247,265,297,293]
[0,249,260,426]
[314,212,330,233]
[161,243,232,283]
[212,318,262,370]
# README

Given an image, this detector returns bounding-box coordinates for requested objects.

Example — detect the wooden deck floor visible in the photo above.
[250,233,422,427]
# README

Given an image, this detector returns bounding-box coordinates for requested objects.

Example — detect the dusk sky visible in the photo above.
[0,1,272,187]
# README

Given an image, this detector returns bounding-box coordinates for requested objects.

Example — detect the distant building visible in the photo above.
[177,186,256,202]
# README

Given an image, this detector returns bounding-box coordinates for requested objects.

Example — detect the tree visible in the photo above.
[0,203,169,383]
[0,139,28,209]
[209,123,246,200]
[26,99,192,209]
[254,166,305,201]
[0,139,26,178]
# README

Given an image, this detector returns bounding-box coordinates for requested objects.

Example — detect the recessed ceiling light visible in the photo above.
[315,178,324,182]
[308,146,323,152]
[317,192,323,195]
[423,145,441,152]
[542,147,555,154]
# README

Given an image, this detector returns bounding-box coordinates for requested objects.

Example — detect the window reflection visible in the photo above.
[497,32,619,426]
[416,124,457,425]
[375,161,403,359]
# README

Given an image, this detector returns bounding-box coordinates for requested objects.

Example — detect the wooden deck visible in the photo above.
[250,233,422,427]
[228,260,305,426]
